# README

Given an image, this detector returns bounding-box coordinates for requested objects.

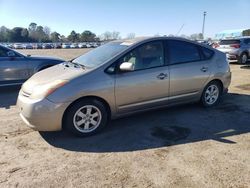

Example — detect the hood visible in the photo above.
[27,55,64,61]
[22,62,89,94]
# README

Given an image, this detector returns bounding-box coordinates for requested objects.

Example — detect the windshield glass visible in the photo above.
[72,42,129,68]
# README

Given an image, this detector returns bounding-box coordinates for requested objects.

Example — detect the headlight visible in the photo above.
[30,80,68,100]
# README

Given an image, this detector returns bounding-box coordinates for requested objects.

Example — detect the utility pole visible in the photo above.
[202,11,207,39]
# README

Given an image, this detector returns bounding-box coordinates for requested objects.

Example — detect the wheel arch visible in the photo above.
[209,79,224,91]
[62,95,112,129]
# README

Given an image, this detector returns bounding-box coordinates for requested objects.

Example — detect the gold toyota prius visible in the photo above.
[17,37,231,136]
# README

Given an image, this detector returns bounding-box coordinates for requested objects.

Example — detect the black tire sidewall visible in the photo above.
[64,99,108,136]
[239,53,248,64]
[201,81,222,107]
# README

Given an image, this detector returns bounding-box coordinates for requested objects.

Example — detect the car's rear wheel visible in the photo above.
[63,99,108,136]
[201,81,222,107]
[238,53,248,64]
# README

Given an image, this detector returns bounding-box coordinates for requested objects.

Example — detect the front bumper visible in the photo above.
[17,93,70,131]
[226,53,238,62]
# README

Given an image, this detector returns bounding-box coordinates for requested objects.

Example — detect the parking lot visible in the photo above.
[0,49,250,187]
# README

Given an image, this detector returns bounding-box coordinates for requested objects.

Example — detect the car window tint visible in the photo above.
[0,47,8,57]
[168,40,201,64]
[201,47,214,59]
[121,41,164,71]
[244,39,250,44]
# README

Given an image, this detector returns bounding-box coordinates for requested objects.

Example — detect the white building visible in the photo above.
[215,29,248,40]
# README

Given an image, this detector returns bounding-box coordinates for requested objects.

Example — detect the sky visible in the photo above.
[0,0,250,38]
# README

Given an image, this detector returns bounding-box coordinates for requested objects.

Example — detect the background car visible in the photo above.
[24,43,33,49]
[0,44,65,87]
[62,43,71,49]
[13,43,24,49]
[33,43,43,49]
[17,37,231,137]
[53,43,62,49]
[216,37,250,64]
[42,43,53,49]
[78,43,87,48]
[70,43,79,48]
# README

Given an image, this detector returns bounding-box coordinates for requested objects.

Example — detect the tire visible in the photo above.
[238,53,248,64]
[201,81,222,107]
[63,99,108,136]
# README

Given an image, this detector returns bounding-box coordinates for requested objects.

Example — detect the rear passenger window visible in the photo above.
[168,40,201,64]
[201,47,214,60]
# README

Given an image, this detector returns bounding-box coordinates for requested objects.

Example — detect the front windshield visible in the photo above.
[72,42,129,68]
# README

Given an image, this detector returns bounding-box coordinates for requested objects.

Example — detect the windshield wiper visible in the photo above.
[69,61,86,70]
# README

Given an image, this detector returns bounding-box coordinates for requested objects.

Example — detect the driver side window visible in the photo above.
[120,41,164,71]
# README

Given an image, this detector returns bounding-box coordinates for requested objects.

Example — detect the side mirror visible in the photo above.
[7,51,16,57]
[119,62,134,72]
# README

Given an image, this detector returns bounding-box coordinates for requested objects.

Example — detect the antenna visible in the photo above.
[176,24,185,36]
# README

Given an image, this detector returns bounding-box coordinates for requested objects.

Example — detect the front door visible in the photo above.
[115,41,170,114]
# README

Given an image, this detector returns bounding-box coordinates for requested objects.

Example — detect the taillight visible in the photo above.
[230,44,240,48]
[213,44,219,48]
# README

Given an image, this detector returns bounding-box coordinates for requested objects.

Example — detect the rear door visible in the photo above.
[166,40,212,104]
[0,46,29,86]
[115,41,170,114]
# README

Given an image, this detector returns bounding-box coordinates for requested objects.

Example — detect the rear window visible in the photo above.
[220,40,240,45]
[201,47,214,59]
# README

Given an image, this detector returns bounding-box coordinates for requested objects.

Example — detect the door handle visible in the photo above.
[200,67,208,72]
[157,73,168,80]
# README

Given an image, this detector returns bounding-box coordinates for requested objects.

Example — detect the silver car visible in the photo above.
[17,37,231,136]
[216,37,250,64]
[0,45,64,87]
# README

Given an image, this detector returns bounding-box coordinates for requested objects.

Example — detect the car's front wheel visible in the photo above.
[201,81,222,107]
[64,99,108,136]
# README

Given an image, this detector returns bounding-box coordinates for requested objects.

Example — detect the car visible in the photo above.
[24,43,33,49]
[13,43,24,49]
[42,43,53,49]
[0,44,65,87]
[54,43,62,49]
[78,43,87,48]
[86,44,91,48]
[62,43,71,49]
[17,37,231,137]
[33,43,43,49]
[216,37,250,64]
[70,43,79,48]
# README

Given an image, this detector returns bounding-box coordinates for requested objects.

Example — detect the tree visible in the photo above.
[35,26,48,42]
[102,31,112,41]
[68,30,79,42]
[43,26,51,36]
[21,28,29,41]
[60,35,67,42]
[243,29,250,36]
[50,32,61,42]
[126,33,135,39]
[28,22,37,32]
[190,33,203,40]
[80,30,96,42]
[0,26,10,42]
[111,31,120,40]
[100,31,121,41]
